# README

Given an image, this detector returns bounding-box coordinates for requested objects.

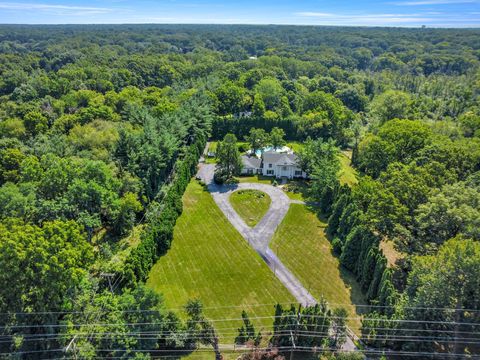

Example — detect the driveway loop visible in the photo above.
[197,164,316,306]
[196,163,359,350]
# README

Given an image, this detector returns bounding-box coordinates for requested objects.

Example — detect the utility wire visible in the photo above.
[2,301,480,316]
[4,313,480,330]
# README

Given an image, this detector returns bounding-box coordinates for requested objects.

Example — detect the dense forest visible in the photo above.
[0,24,479,359]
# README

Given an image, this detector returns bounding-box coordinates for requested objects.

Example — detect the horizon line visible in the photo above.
[0,22,478,29]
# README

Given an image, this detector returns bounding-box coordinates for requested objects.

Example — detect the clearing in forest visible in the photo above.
[147,180,294,342]
[229,189,271,227]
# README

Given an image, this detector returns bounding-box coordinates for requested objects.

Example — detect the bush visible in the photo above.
[214,170,227,184]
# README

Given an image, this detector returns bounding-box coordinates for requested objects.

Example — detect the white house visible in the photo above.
[240,155,262,175]
[241,148,307,179]
[261,150,307,179]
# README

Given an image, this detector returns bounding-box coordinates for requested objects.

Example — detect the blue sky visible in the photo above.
[0,0,478,27]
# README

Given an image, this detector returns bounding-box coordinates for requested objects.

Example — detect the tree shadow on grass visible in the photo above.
[283,179,310,200]
[306,205,369,318]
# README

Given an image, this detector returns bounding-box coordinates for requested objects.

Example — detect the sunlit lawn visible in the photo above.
[230,189,271,227]
[286,141,305,153]
[271,204,367,334]
[147,180,294,343]
[339,151,358,186]
[237,174,275,184]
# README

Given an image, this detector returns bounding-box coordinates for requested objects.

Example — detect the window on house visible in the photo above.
[267,170,274,175]
[282,166,287,171]
[295,170,302,176]
[248,169,253,174]
[268,163,272,168]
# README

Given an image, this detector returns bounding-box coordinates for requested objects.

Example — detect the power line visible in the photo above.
[3,328,479,347]
[2,301,480,316]
[4,313,480,330]
[5,334,480,358]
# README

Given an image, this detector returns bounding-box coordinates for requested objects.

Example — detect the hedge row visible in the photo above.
[326,186,397,314]
[122,135,206,287]
[212,116,299,140]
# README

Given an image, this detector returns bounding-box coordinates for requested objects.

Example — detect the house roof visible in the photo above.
[263,151,298,166]
[241,155,262,169]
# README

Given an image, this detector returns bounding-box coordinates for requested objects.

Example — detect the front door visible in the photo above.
[278,166,290,178]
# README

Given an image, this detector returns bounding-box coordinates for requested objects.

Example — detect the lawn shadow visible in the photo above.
[283,179,310,199]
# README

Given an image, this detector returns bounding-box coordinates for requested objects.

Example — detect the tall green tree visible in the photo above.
[416,180,480,250]
[396,238,480,355]
[185,299,221,360]
[299,138,340,213]
[215,133,242,183]
[269,127,286,150]
[0,219,93,355]
[369,90,411,126]
[245,128,268,155]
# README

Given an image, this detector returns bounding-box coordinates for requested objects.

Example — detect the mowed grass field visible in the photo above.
[339,151,358,186]
[230,189,271,227]
[147,180,294,342]
[270,204,367,333]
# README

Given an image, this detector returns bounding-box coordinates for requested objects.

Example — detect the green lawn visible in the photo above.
[271,204,367,334]
[286,141,305,153]
[237,174,275,184]
[230,189,271,227]
[147,180,294,342]
[339,151,358,186]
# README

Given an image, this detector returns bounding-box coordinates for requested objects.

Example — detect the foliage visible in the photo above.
[395,238,480,355]
[0,219,93,355]
[235,311,260,345]
[269,127,286,150]
[416,180,480,250]
[123,136,206,286]
[245,128,269,154]
[185,299,222,359]
[0,23,479,358]
[215,133,242,183]
[299,138,340,213]
[271,302,350,350]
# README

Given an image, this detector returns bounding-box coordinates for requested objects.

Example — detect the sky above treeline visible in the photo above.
[0,0,478,27]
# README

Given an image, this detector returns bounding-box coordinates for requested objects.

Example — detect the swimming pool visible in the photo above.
[255,146,273,157]
[254,146,291,157]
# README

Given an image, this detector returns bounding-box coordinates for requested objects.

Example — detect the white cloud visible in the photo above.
[294,12,433,25]
[0,2,113,15]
